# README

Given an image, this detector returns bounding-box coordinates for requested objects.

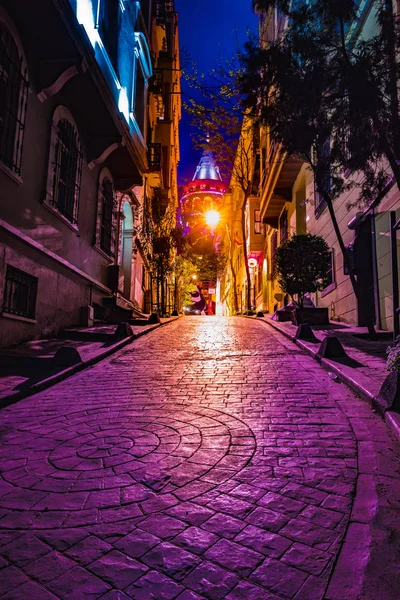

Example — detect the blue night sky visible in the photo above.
[175,0,258,186]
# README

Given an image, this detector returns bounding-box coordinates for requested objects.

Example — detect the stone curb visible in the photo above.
[254,316,400,445]
[0,317,180,409]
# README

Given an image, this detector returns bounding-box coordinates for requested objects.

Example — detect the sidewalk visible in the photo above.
[259,315,400,441]
[0,317,179,407]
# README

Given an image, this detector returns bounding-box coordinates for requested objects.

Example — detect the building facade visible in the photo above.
[221,1,400,331]
[0,0,180,347]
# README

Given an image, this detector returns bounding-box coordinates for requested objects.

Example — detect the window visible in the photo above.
[135,63,146,135]
[279,209,288,243]
[314,138,331,216]
[100,178,116,256]
[321,249,336,296]
[0,21,28,176]
[2,265,38,319]
[95,169,117,258]
[257,261,262,293]
[98,0,120,74]
[45,107,82,226]
[271,230,278,276]
[343,244,355,276]
[325,251,334,287]
[254,210,261,234]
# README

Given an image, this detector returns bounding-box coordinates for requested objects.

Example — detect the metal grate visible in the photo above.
[51,119,82,224]
[100,178,115,256]
[2,265,38,319]
[0,23,29,176]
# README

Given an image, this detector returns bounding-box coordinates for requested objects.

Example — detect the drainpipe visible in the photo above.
[370,208,382,330]
[114,192,123,268]
[390,211,400,340]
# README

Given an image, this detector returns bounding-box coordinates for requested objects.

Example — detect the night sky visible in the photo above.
[175,0,258,186]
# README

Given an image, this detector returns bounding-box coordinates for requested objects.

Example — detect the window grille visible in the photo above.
[0,22,28,176]
[100,178,115,256]
[51,119,82,224]
[2,265,38,319]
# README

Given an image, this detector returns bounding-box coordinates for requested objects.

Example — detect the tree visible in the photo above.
[239,0,400,334]
[185,58,258,311]
[138,190,183,315]
[275,234,331,307]
[184,234,227,283]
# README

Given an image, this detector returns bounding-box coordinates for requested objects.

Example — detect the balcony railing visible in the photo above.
[149,69,164,94]
[156,0,175,23]
[148,143,162,170]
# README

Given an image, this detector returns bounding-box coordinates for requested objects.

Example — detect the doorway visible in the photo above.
[121,201,134,299]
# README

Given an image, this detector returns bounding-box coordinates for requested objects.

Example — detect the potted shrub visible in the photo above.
[275,234,331,326]
[376,337,400,413]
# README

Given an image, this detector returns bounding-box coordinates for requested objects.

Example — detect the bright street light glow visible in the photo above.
[205,210,221,228]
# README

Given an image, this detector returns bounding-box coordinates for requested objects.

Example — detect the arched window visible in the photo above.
[0,20,28,176]
[95,169,117,258]
[45,107,82,226]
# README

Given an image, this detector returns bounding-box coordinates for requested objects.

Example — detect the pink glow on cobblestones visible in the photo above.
[0,317,399,598]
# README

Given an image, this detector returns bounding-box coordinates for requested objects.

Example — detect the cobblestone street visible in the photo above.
[0,317,399,599]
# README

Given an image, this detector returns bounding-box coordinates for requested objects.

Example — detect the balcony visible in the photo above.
[260,152,303,228]
[149,70,165,119]
[156,1,175,24]
[149,69,163,94]
[147,143,163,187]
[247,197,263,254]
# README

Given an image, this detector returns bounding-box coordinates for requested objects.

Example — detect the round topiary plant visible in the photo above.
[275,234,331,307]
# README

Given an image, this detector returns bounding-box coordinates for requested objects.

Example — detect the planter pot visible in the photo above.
[291,307,329,326]
[377,371,400,414]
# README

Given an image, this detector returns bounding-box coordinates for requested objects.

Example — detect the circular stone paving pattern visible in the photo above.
[0,407,256,529]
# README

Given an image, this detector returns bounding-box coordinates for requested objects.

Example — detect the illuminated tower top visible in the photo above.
[180,149,228,235]
[192,150,222,182]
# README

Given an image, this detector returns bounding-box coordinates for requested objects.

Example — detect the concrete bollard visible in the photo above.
[114,322,134,338]
[148,313,161,324]
[295,324,318,342]
[317,336,348,359]
[52,346,83,368]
